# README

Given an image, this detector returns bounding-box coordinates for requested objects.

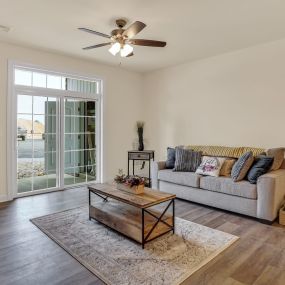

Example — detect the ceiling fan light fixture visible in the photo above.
[108,42,121,56]
[120,44,133,57]
[79,19,167,58]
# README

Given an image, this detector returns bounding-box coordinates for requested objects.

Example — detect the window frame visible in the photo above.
[7,61,103,199]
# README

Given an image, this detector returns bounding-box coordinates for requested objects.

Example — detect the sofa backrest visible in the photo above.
[187,145,265,158]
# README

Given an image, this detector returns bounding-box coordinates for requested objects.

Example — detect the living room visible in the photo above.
[1,1,285,284]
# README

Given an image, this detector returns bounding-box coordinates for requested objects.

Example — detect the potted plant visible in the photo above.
[114,169,145,194]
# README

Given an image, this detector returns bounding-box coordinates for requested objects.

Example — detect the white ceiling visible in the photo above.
[1,0,285,72]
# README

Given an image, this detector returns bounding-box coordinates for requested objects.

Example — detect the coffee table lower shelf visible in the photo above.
[89,199,175,248]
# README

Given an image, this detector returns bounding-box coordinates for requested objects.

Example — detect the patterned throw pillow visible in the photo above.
[219,158,236,177]
[165,147,176,169]
[231,151,254,182]
[196,156,226,177]
[247,156,274,184]
[173,147,202,172]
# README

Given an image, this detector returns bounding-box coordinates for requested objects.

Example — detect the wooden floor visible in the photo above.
[0,188,285,285]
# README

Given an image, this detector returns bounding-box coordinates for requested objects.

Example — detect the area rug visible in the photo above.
[31,206,238,285]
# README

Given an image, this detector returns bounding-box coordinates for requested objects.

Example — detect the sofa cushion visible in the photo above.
[231,151,254,182]
[173,147,202,172]
[220,158,236,177]
[196,156,226,177]
[247,156,274,184]
[200,176,257,199]
[165,147,176,169]
[266,148,285,170]
[158,169,201,188]
[187,145,265,158]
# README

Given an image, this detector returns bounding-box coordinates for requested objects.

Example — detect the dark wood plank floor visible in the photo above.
[0,188,284,285]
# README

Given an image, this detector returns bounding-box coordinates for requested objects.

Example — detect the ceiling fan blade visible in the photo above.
[126,52,134,57]
[82,43,111,50]
[123,21,146,39]
[129,39,166,47]
[78,28,111,39]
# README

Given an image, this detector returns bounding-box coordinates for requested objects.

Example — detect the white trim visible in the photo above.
[7,60,104,199]
[0,194,12,203]
[16,187,63,198]
[7,61,17,200]
[59,96,65,189]
[99,79,105,183]
[15,180,98,199]
[9,60,106,85]
[14,85,102,100]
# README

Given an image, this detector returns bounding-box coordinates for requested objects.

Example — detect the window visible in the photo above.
[14,68,99,93]
[9,64,102,197]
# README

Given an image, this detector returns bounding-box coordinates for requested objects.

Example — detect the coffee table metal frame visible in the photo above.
[89,188,175,249]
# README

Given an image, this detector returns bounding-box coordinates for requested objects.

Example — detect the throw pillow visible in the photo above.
[247,156,274,184]
[173,147,202,172]
[219,158,236,177]
[165,147,176,169]
[266,148,285,170]
[196,156,226,177]
[231,151,254,182]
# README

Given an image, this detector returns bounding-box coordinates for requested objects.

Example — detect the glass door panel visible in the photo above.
[64,98,96,185]
[17,94,59,193]
[16,95,96,193]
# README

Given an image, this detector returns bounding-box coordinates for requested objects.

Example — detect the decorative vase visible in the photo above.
[138,127,144,151]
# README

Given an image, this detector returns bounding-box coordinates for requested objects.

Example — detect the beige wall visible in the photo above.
[0,42,143,200]
[2,38,285,200]
[143,39,285,160]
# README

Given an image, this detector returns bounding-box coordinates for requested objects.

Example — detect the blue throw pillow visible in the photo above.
[247,156,274,184]
[165,147,176,169]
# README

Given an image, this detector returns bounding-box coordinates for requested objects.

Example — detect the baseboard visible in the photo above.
[0,194,12,203]
[259,218,276,225]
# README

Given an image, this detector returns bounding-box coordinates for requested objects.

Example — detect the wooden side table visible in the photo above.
[128,150,155,187]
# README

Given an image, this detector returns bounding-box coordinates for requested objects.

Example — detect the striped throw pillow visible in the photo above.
[231,151,254,182]
[174,147,202,172]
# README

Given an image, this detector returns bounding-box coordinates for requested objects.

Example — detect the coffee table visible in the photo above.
[88,183,176,248]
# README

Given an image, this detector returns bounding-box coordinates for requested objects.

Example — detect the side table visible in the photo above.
[128,150,155,187]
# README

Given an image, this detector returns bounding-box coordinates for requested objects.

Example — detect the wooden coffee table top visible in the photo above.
[88,183,176,209]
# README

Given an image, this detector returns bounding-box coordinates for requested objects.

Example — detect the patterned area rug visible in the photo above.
[31,207,238,285]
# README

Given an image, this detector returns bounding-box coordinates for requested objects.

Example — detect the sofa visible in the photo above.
[151,147,285,224]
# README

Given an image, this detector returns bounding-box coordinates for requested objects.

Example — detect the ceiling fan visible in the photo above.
[78,19,166,58]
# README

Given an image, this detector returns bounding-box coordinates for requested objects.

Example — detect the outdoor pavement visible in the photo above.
[17,138,95,193]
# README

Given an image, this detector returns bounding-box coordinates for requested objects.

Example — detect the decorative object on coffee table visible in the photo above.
[137,121,145,151]
[128,150,154,186]
[88,183,176,248]
[114,169,145,194]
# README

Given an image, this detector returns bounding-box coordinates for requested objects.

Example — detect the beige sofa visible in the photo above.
[151,159,285,223]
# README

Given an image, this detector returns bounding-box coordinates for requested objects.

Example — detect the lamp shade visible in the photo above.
[120,44,133,57]
[108,42,121,56]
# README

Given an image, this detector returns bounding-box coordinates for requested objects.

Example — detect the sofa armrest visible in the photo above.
[151,161,166,190]
[257,169,285,221]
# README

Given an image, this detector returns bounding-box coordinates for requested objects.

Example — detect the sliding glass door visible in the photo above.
[16,95,97,194]
[17,94,59,193]
[11,64,102,197]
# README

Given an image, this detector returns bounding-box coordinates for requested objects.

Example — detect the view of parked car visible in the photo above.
[17,126,27,141]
